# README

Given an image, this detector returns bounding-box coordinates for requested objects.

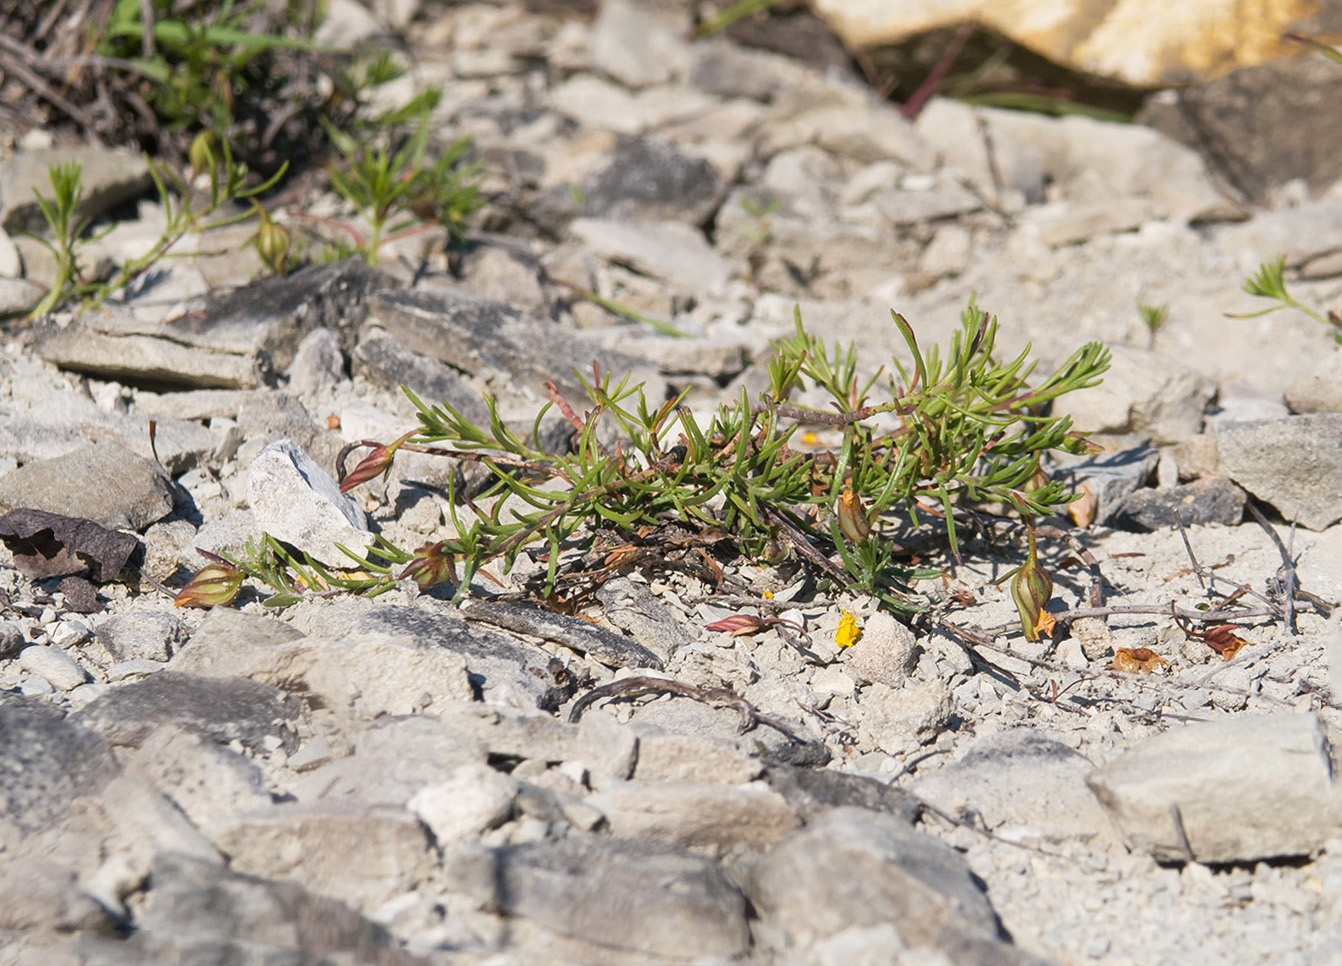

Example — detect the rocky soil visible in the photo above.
[3,3,1342,965]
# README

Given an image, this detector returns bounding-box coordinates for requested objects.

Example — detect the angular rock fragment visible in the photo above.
[453,835,749,961]
[126,725,273,826]
[335,603,559,707]
[0,697,122,833]
[588,779,798,850]
[175,257,384,371]
[1114,477,1246,531]
[75,851,419,965]
[569,217,734,291]
[464,599,663,669]
[0,441,173,531]
[910,728,1111,843]
[575,135,725,226]
[246,438,373,565]
[742,807,1007,953]
[171,620,476,718]
[0,146,152,234]
[352,326,491,426]
[765,765,920,824]
[1054,445,1159,526]
[367,285,663,403]
[1216,414,1342,530]
[95,609,187,662]
[204,803,434,911]
[71,671,302,754]
[1054,345,1215,444]
[293,715,486,808]
[1086,712,1342,863]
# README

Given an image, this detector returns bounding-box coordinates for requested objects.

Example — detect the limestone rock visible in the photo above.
[246,438,373,565]
[742,807,1005,952]
[812,0,1315,87]
[587,779,799,850]
[911,729,1112,843]
[1216,414,1342,530]
[71,671,302,754]
[1086,713,1342,863]
[0,147,152,234]
[1055,344,1215,444]
[0,440,173,531]
[204,803,434,911]
[452,835,750,961]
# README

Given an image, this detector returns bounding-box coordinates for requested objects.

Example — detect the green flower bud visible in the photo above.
[1011,522,1053,641]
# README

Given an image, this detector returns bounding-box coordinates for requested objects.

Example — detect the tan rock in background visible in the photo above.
[812,0,1318,86]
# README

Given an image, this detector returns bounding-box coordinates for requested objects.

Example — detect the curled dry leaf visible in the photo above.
[1200,624,1251,661]
[0,508,138,582]
[1111,647,1168,673]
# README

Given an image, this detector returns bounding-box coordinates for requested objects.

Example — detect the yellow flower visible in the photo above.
[835,610,862,648]
[761,589,774,600]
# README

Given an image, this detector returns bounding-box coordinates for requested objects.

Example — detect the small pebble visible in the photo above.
[19,645,88,691]
[19,677,53,696]
[66,683,111,709]
[38,607,57,625]
[50,620,90,648]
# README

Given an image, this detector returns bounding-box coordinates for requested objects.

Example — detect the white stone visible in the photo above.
[570,218,734,292]
[408,762,518,843]
[246,439,373,565]
[19,644,88,691]
[1087,713,1342,863]
[49,620,89,648]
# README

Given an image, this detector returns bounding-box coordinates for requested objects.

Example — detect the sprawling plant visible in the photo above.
[318,301,1109,613]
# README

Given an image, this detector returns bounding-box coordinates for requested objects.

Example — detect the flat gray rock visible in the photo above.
[742,806,1006,954]
[911,728,1110,843]
[765,764,920,824]
[352,326,491,426]
[569,217,734,291]
[31,311,265,390]
[1216,414,1342,530]
[574,135,725,226]
[95,609,187,663]
[464,599,664,670]
[292,715,485,808]
[368,285,663,402]
[325,603,557,707]
[246,438,373,565]
[587,779,799,850]
[0,697,121,833]
[171,611,477,718]
[71,671,302,754]
[1086,712,1342,863]
[456,835,749,960]
[173,257,384,374]
[0,147,151,234]
[203,802,435,911]
[76,851,420,966]
[1115,477,1247,531]
[0,440,173,531]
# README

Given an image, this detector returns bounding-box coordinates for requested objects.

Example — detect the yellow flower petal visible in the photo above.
[761,589,774,599]
[836,610,862,648]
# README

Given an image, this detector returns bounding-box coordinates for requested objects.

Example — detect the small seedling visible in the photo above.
[321,104,482,266]
[26,143,287,316]
[1233,254,1342,344]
